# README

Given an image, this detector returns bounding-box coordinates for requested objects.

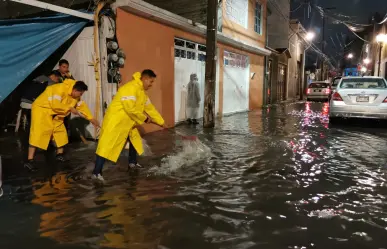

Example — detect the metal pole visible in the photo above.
[378,43,382,76]
[300,45,311,100]
[321,15,325,80]
[203,0,218,128]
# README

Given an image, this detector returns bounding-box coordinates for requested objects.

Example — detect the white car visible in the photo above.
[306,82,331,101]
[329,76,387,122]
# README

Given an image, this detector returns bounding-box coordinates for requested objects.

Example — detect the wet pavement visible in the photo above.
[2,101,387,249]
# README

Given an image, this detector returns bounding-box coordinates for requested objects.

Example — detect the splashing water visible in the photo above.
[142,138,153,156]
[148,138,212,175]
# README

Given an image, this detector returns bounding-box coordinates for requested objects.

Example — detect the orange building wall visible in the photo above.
[222,0,267,48]
[116,8,264,132]
[116,8,175,133]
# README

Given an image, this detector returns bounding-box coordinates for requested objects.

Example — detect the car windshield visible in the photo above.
[309,83,329,88]
[339,78,387,89]
[332,78,341,87]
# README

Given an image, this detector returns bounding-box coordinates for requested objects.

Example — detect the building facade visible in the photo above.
[112,0,270,132]
[266,0,291,104]
[288,20,307,100]
[373,23,387,78]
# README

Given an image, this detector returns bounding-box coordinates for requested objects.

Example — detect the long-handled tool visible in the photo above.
[166,129,198,141]
[76,110,100,142]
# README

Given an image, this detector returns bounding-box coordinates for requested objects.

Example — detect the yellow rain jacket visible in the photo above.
[29,79,93,150]
[96,72,164,162]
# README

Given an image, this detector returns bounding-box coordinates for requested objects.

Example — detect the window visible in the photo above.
[225,0,248,29]
[254,2,262,34]
[309,83,330,89]
[332,77,341,87]
[339,78,387,89]
[224,51,249,69]
[174,38,185,47]
[174,38,206,62]
[198,54,206,62]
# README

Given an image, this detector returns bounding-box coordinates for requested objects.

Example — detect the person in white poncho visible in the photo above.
[186,73,201,125]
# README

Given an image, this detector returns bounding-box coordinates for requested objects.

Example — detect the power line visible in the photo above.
[290,2,304,13]
[379,14,387,24]
[270,0,335,68]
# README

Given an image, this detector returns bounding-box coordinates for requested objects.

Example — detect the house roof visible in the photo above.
[266,47,292,58]
[0,0,91,20]
[112,0,271,56]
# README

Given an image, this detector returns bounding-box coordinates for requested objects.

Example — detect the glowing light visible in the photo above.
[361,66,367,73]
[306,32,315,41]
[347,53,354,59]
[363,58,371,64]
[376,33,387,43]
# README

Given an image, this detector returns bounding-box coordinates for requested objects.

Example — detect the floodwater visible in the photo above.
[2,102,387,249]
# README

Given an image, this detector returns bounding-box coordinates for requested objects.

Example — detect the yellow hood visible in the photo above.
[63,79,77,95]
[132,72,143,89]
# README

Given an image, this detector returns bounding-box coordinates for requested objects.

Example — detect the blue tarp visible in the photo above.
[0,15,89,103]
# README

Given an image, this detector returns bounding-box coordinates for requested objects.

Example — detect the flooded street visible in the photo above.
[2,102,387,249]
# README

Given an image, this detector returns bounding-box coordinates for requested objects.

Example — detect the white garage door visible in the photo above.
[223,51,250,114]
[174,38,220,123]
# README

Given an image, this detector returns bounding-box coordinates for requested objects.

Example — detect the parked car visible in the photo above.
[306,82,331,102]
[329,76,387,122]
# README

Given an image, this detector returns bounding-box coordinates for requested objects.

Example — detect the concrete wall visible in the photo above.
[267,0,289,49]
[222,0,267,48]
[288,22,305,100]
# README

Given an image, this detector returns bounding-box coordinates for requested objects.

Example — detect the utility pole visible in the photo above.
[321,15,325,80]
[378,43,383,76]
[320,7,336,80]
[371,15,377,75]
[203,0,218,128]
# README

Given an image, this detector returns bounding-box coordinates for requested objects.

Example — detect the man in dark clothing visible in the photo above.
[57,59,74,83]
[56,59,74,134]
[19,71,61,147]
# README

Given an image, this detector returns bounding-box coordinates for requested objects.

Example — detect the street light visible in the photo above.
[347,53,354,59]
[300,31,315,100]
[376,33,387,76]
[306,32,315,41]
[363,58,371,64]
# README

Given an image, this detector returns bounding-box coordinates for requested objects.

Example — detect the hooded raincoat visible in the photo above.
[186,73,201,119]
[29,79,93,150]
[96,72,164,162]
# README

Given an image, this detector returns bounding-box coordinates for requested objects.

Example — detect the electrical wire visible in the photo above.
[379,13,387,24]
[269,0,336,68]
[343,23,370,43]
[290,2,304,13]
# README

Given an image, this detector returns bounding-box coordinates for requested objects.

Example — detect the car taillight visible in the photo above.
[383,97,387,103]
[332,92,343,101]
[325,88,331,94]
[307,88,311,94]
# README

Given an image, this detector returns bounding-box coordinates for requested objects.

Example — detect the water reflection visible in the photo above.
[1,102,387,248]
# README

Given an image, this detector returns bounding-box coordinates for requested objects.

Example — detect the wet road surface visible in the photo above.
[1,102,387,249]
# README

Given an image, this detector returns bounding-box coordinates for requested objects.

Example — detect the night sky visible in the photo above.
[290,0,387,68]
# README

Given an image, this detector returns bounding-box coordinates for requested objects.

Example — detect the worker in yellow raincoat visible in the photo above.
[93,70,165,181]
[24,79,100,171]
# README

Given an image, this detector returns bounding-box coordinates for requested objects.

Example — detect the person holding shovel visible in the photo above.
[24,79,100,171]
[93,69,166,181]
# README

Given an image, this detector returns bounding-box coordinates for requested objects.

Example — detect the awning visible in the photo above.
[0,15,89,103]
